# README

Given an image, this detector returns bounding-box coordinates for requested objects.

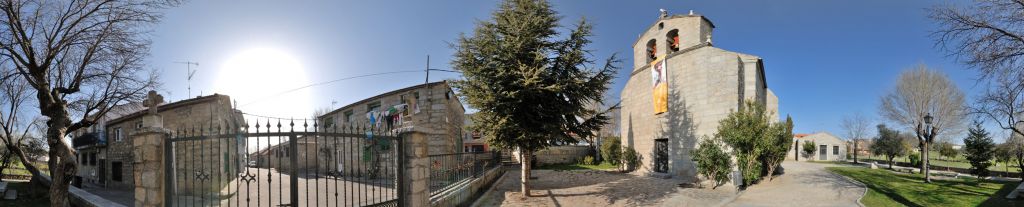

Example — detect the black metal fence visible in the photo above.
[427,151,500,195]
[165,119,401,207]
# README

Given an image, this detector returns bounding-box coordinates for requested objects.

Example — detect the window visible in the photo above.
[322,116,335,128]
[89,153,97,166]
[114,127,123,142]
[658,22,664,30]
[646,39,657,62]
[343,110,354,123]
[833,146,839,155]
[666,29,680,52]
[135,121,143,129]
[367,102,381,112]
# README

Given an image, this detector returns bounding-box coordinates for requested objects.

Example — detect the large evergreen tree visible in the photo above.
[963,120,995,178]
[450,0,616,197]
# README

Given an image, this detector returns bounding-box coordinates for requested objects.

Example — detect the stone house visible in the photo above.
[302,81,464,176]
[71,94,244,191]
[789,132,847,161]
[462,113,488,152]
[618,11,779,182]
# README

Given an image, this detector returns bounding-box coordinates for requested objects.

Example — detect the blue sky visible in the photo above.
[147,0,1006,143]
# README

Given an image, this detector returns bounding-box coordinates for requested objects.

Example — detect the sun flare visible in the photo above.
[214,48,314,119]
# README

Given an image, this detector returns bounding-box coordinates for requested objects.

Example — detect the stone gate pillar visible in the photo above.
[132,119,169,207]
[399,127,430,207]
[134,91,168,207]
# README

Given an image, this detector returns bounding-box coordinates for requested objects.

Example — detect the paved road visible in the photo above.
[725,161,865,207]
[171,167,397,207]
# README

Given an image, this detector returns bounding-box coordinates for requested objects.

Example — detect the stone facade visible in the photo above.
[72,94,244,191]
[320,81,464,155]
[619,13,778,182]
[789,132,847,161]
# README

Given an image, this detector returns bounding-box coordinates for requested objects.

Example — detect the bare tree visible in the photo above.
[0,1,176,205]
[841,112,871,164]
[974,76,1024,138]
[930,0,1024,80]
[931,0,1024,140]
[0,68,40,180]
[879,65,967,183]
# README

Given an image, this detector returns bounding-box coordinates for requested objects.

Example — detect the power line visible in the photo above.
[240,70,424,106]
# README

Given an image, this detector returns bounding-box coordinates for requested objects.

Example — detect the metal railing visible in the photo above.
[427,151,500,195]
[165,118,402,207]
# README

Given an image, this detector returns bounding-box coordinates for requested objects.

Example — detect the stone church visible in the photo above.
[619,11,778,182]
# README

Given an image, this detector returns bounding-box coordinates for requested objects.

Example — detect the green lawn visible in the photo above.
[862,153,1021,173]
[536,162,619,171]
[827,167,1021,207]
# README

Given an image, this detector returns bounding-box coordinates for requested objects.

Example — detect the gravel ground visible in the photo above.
[473,168,738,207]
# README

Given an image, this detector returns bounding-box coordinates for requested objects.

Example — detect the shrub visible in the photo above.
[580,156,596,165]
[620,146,642,172]
[909,153,921,168]
[693,137,732,188]
[601,136,622,165]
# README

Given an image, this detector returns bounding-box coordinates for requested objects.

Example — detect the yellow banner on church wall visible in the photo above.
[651,55,668,114]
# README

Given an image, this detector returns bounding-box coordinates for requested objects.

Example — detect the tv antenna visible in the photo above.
[175,61,199,98]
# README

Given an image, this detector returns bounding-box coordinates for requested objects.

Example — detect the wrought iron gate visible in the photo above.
[164,119,401,207]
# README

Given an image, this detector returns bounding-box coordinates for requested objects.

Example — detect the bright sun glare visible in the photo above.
[214,48,314,120]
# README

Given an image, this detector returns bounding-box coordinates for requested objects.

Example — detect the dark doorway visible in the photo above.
[111,162,123,182]
[98,159,107,183]
[654,139,669,173]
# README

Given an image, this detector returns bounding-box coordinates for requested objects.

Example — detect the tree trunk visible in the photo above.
[520,149,532,197]
[888,156,894,170]
[43,115,77,207]
[853,140,858,164]
[922,142,931,182]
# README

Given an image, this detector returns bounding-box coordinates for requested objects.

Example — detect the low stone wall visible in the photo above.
[534,146,590,165]
[430,166,505,207]
[70,186,127,207]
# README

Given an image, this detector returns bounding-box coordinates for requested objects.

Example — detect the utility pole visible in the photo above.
[175,61,200,98]
[424,55,432,123]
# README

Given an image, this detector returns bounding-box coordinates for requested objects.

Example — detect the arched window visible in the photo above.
[646,39,657,62]
[667,29,680,52]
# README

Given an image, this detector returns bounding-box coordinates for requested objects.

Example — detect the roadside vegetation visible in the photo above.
[828,167,1019,207]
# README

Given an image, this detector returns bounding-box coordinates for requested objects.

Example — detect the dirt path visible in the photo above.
[725,161,865,207]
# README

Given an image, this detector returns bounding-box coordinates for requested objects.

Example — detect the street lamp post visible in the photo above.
[922,113,934,182]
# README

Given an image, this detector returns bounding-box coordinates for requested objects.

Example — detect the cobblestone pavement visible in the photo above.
[724,161,866,207]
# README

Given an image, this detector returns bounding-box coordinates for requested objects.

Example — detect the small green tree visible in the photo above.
[601,136,622,165]
[994,143,1013,175]
[802,141,817,159]
[937,142,959,161]
[871,124,907,169]
[717,101,791,185]
[761,116,794,181]
[693,136,732,189]
[963,121,995,178]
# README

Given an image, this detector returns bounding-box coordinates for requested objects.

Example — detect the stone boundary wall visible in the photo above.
[533,146,591,165]
[429,167,505,207]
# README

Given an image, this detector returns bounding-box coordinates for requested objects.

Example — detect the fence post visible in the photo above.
[399,129,430,207]
[133,113,169,207]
